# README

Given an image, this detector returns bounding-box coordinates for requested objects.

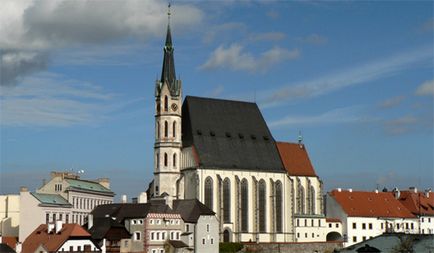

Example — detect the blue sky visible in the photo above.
[1,1,433,199]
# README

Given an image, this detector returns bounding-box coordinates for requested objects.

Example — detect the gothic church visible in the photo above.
[149,16,327,243]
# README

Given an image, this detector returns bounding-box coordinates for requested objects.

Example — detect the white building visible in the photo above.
[0,194,20,237]
[147,11,340,244]
[397,187,434,235]
[326,189,419,247]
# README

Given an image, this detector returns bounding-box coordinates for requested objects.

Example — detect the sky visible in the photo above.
[0,0,433,200]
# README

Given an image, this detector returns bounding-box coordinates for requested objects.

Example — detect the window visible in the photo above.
[362,236,366,241]
[160,250,164,253]
[157,122,160,138]
[297,183,305,214]
[353,223,357,229]
[258,180,266,232]
[186,224,189,231]
[362,223,366,229]
[133,220,137,225]
[77,246,81,252]
[429,218,431,222]
[311,219,314,227]
[156,219,161,225]
[134,232,141,241]
[369,223,373,230]
[353,236,357,242]
[275,181,283,232]
[151,232,155,240]
[318,220,321,227]
[173,153,177,167]
[297,219,300,227]
[312,233,315,238]
[381,223,384,230]
[164,121,168,137]
[405,223,409,229]
[46,213,49,224]
[305,233,307,238]
[164,96,168,111]
[223,178,231,223]
[309,185,316,214]
[65,214,69,223]
[204,177,213,210]
[241,179,249,232]
[156,154,160,168]
[336,223,339,228]
[162,232,165,240]
[202,238,206,244]
[156,232,160,240]
[411,223,414,229]
[164,153,168,167]
[297,233,300,238]
[329,223,332,228]
[59,213,63,221]
[173,121,176,138]
[53,213,56,222]
[206,224,210,232]
[211,238,214,244]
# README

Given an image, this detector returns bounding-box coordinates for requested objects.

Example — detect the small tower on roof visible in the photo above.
[153,3,183,199]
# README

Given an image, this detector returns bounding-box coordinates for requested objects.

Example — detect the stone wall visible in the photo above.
[240,241,343,253]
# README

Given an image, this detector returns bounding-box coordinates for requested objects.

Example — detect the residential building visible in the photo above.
[396,187,434,235]
[36,171,114,225]
[89,196,218,253]
[0,194,20,237]
[326,189,418,246]
[22,221,100,253]
[87,217,131,253]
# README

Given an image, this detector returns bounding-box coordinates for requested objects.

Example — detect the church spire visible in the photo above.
[160,3,177,93]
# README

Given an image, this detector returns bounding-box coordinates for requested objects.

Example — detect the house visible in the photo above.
[22,221,100,253]
[326,189,418,246]
[0,194,20,238]
[396,187,434,234]
[89,196,218,253]
[87,217,131,253]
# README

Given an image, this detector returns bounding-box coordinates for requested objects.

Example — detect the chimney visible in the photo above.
[393,187,400,199]
[348,188,353,193]
[337,188,342,192]
[97,178,110,189]
[88,214,93,229]
[138,192,147,203]
[409,186,417,193]
[165,195,173,209]
[425,188,431,198]
[48,223,55,233]
[121,195,127,204]
[55,220,63,233]
[20,186,28,192]
[374,189,379,194]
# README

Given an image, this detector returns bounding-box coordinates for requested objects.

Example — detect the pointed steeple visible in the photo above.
[160,3,177,94]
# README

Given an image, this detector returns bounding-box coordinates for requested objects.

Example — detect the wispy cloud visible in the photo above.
[268,105,366,128]
[200,43,300,72]
[202,22,247,44]
[296,33,328,45]
[383,115,418,135]
[260,46,432,108]
[379,95,405,109]
[0,72,138,127]
[206,85,225,97]
[415,79,434,96]
[266,10,279,20]
[249,32,286,42]
[418,18,434,33]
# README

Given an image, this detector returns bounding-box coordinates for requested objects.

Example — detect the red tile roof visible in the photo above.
[276,142,317,177]
[1,236,17,250]
[398,191,434,216]
[22,223,92,253]
[329,190,415,218]
[326,218,342,223]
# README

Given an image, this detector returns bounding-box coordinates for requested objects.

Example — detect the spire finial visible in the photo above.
[167,3,171,24]
[298,130,303,148]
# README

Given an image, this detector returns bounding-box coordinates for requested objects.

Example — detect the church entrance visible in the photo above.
[223,229,230,242]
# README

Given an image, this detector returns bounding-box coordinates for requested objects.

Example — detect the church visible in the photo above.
[148,12,340,243]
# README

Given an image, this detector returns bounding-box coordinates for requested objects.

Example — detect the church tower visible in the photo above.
[154,6,182,198]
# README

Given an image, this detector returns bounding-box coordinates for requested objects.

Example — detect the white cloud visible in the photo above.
[200,43,300,72]
[415,79,434,96]
[296,34,328,45]
[0,0,203,85]
[268,106,365,128]
[260,46,433,108]
[379,95,405,108]
[0,73,131,127]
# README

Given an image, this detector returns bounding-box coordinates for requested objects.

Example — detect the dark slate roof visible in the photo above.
[88,217,130,241]
[91,202,172,221]
[0,244,16,253]
[173,199,215,223]
[182,96,285,172]
[168,240,188,248]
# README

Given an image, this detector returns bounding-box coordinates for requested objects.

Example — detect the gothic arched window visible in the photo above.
[173,153,177,167]
[164,96,168,112]
[258,179,266,232]
[310,185,316,215]
[241,179,248,232]
[164,153,168,167]
[297,183,305,214]
[223,178,231,223]
[164,121,168,137]
[173,121,176,138]
[156,153,159,168]
[157,122,160,139]
[204,177,213,210]
[275,180,283,233]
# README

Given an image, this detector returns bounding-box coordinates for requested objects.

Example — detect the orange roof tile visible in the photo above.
[329,190,415,218]
[276,142,317,177]
[22,223,92,253]
[398,191,434,216]
[326,218,341,223]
